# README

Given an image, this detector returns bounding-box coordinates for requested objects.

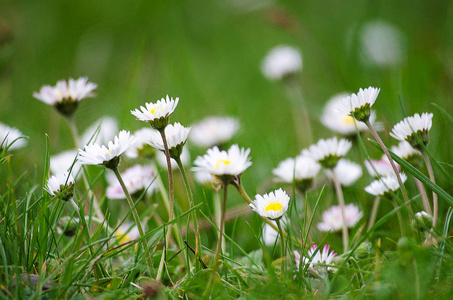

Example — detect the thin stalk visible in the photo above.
[276,218,285,277]
[414,177,432,215]
[392,200,406,237]
[212,183,228,274]
[367,196,381,231]
[214,190,225,253]
[112,167,154,277]
[366,120,411,212]
[156,129,175,282]
[331,173,349,253]
[422,151,438,226]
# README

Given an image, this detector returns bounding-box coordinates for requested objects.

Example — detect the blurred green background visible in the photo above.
[1,0,453,250]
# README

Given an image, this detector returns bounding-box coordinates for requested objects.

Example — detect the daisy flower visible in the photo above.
[294,244,336,269]
[364,156,398,178]
[81,116,118,146]
[261,45,302,80]
[78,130,135,169]
[192,144,252,181]
[45,171,75,201]
[302,137,352,169]
[0,123,27,151]
[390,112,433,149]
[125,128,156,159]
[326,159,362,186]
[50,150,81,175]
[190,116,240,148]
[337,87,380,122]
[249,188,290,220]
[272,155,320,192]
[106,165,157,199]
[146,123,191,159]
[413,211,433,229]
[193,170,218,186]
[115,223,140,244]
[391,141,421,166]
[365,173,407,198]
[317,204,363,232]
[156,146,190,170]
[33,77,97,117]
[130,95,179,131]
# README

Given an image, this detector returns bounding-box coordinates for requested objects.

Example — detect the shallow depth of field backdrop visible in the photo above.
[1,0,453,298]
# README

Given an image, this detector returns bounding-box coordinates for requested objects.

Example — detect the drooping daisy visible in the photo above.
[250,188,290,220]
[391,141,421,166]
[0,123,27,151]
[78,130,135,169]
[364,156,398,179]
[192,144,252,182]
[326,159,362,186]
[146,123,190,159]
[50,150,82,175]
[294,244,336,269]
[130,95,179,131]
[364,173,407,198]
[317,204,363,232]
[302,137,352,169]
[190,116,240,148]
[106,165,157,199]
[125,128,156,159]
[272,155,320,192]
[45,171,75,201]
[261,45,302,80]
[321,93,382,135]
[337,87,380,123]
[33,77,97,117]
[81,116,118,146]
[390,113,433,149]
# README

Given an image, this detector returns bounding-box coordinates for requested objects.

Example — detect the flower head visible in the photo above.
[390,113,433,149]
[130,95,179,131]
[190,116,240,148]
[192,144,251,182]
[317,204,363,232]
[106,165,157,199]
[156,146,190,170]
[302,137,352,169]
[33,77,97,117]
[45,171,75,201]
[250,188,290,220]
[0,123,27,151]
[326,159,362,186]
[193,170,218,186]
[272,155,320,192]
[364,156,398,179]
[125,128,156,159]
[294,244,337,269]
[146,123,191,159]
[365,173,407,198]
[261,45,302,80]
[78,130,135,169]
[337,87,380,122]
[391,141,421,166]
[81,117,118,146]
[50,150,82,175]
[115,223,140,244]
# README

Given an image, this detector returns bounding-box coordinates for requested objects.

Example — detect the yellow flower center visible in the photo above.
[108,149,111,155]
[342,115,355,125]
[265,202,282,212]
[115,231,130,244]
[215,159,230,169]
[150,108,156,114]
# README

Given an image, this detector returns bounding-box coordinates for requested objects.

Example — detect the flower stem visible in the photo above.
[392,200,406,237]
[175,156,202,268]
[414,177,432,215]
[366,120,412,212]
[112,167,154,277]
[214,191,225,253]
[276,218,286,278]
[212,183,228,274]
[331,172,349,253]
[422,151,438,226]
[367,196,381,231]
[156,129,175,282]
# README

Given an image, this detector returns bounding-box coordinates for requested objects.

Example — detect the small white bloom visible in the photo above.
[261,45,302,80]
[190,116,240,148]
[273,155,320,185]
[78,130,135,167]
[302,137,352,169]
[294,244,336,269]
[45,171,75,200]
[337,87,380,122]
[326,159,362,186]
[317,204,363,232]
[156,146,191,170]
[146,122,190,152]
[33,77,97,105]
[262,217,288,246]
[193,170,217,186]
[390,112,433,147]
[250,188,290,220]
[391,141,420,160]
[192,144,252,178]
[50,150,81,175]
[0,123,27,150]
[125,128,156,158]
[81,117,118,146]
[115,223,140,243]
[130,95,179,130]
[106,165,157,199]
[365,173,407,197]
[364,157,398,178]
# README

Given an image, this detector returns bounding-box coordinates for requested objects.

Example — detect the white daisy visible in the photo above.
[337,87,380,122]
[50,150,81,175]
[115,223,140,244]
[106,165,157,199]
[190,116,240,148]
[261,45,302,80]
[272,155,320,191]
[317,204,363,232]
[192,144,252,180]
[391,141,420,160]
[326,159,362,186]
[130,95,179,130]
[193,170,217,186]
[364,156,398,178]
[250,188,290,220]
[81,116,119,146]
[390,112,433,148]
[45,171,75,201]
[156,146,190,170]
[294,244,336,269]
[125,128,156,159]
[302,137,352,169]
[146,123,190,154]
[0,123,27,151]
[78,130,135,168]
[33,77,97,105]
[364,173,407,197]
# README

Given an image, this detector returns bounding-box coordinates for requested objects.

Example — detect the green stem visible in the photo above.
[422,151,438,227]
[392,200,406,237]
[112,167,155,277]
[214,191,225,254]
[276,218,285,277]
[414,177,432,215]
[367,196,381,232]
[212,183,228,274]
[331,172,349,253]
